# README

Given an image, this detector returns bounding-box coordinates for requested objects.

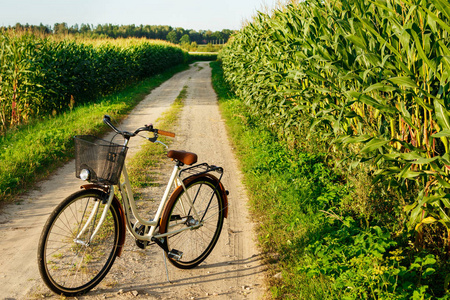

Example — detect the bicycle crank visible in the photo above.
[135,224,150,249]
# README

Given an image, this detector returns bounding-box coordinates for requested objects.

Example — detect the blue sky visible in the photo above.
[0,0,283,31]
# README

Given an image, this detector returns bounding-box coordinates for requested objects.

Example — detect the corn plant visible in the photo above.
[221,0,450,253]
[0,32,39,131]
[0,32,187,133]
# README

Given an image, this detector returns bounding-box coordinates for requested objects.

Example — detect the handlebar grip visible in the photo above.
[157,129,175,137]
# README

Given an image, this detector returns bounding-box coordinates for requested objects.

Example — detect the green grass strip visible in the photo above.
[127,85,187,197]
[0,64,189,203]
[211,61,348,298]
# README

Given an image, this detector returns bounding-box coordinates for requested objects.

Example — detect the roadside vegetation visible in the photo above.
[213,0,450,292]
[0,32,187,133]
[216,0,450,298]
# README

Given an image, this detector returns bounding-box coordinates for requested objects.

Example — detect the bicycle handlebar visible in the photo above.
[103,115,175,139]
[103,115,121,134]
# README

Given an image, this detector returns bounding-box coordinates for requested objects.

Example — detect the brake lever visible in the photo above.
[155,140,168,149]
[139,134,158,143]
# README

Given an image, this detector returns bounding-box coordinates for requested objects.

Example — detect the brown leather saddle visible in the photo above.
[167,150,198,165]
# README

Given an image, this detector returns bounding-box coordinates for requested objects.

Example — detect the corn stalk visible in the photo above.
[221,0,450,253]
[0,32,187,133]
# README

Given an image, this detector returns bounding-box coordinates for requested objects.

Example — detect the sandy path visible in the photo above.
[0,62,265,299]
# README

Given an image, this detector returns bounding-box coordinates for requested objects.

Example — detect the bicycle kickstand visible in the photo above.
[151,237,172,283]
[162,252,172,284]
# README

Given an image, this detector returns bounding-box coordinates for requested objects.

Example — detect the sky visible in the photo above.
[0,0,284,32]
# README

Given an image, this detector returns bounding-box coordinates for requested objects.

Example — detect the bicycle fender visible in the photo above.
[80,184,126,257]
[80,183,109,193]
[112,197,126,257]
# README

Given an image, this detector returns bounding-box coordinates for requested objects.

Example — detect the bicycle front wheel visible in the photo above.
[160,176,225,269]
[37,189,121,296]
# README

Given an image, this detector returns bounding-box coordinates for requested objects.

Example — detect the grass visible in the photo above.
[0,64,189,203]
[211,60,335,296]
[189,53,218,62]
[126,85,187,196]
[217,104,340,298]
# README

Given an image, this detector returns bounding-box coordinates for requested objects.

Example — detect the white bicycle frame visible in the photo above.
[79,160,202,246]
[120,162,202,241]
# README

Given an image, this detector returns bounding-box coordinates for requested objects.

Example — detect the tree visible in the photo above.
[212,31,224,41]
[166,31,178,44]
[190,41,198,52]
[204,30,213,42]
[189,30,201,43]
[80,23,90,34]
[54,23,68,35]
[180,34,190,45]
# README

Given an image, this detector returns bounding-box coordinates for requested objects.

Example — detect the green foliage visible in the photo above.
[180,34,190,45]
[0,32,186,132]
[166,31,178,44]
[189,53,218,62]
[299,225,443,299]
[221,0,450,254]
[189,41,198,52]
[211,57,450,298]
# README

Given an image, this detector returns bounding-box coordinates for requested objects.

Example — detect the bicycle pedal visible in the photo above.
[168,249,183,261]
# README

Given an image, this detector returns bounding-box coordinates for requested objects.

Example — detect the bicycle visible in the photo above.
[37,115,229,296]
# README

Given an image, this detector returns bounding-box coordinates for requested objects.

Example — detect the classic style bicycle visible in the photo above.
[37,115,228,296]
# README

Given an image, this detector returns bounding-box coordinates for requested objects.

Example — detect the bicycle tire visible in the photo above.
[37,189,122,296]
[160,176,224,269]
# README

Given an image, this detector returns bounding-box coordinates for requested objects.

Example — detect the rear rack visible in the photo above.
[178,163,223,180]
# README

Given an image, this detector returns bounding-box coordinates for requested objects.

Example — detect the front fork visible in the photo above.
[74,186,115,246]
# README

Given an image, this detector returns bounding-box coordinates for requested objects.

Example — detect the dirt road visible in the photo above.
[0,62,265,299]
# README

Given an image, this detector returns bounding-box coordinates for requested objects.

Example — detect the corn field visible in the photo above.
[0,31,187,132]
[221,0,450,251]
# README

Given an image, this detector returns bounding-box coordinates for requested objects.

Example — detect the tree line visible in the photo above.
[2,23,234,45]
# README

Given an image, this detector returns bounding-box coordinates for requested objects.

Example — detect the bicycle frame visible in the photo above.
[82,160,202,247]
[119,162,202,241]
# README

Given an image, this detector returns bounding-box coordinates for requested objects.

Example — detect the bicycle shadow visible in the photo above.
[90,253,265,298]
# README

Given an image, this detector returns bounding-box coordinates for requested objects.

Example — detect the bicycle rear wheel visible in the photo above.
[37,189,121,296]
[160,176,224,269]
